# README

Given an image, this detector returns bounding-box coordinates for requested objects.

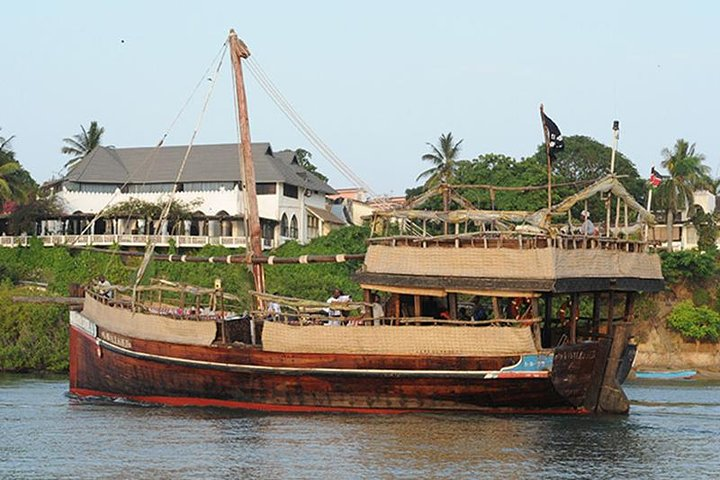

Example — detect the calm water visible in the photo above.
[1,375,719,479]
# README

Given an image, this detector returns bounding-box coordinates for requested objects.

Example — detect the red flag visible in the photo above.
[649,167,664,188]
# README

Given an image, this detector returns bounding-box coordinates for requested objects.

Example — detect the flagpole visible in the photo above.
[610,120,620,174]
[540,104,552,211]
[606,120,620,236]
[644,186,653,241]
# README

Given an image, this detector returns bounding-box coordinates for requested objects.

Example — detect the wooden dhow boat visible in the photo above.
[69,31,664,414]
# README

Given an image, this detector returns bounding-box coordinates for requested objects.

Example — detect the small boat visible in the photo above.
[635,370,697,380]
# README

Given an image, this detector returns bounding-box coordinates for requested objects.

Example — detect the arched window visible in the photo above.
[290,215,298,239]
[280,213,289,237]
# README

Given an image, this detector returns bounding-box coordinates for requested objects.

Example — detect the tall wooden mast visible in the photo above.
[229,29,265,296]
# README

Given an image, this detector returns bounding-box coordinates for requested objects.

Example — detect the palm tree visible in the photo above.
[417,132,463,235]
[655,139,713,251]
[0,133,23,202]
[61,121,105,168]
[416,132,463,189]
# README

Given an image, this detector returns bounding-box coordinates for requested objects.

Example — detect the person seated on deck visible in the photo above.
[267,293,282,319]
[96,275,113,299]
[471,296,488,322]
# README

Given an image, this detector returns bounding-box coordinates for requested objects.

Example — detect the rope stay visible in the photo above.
[244,56,424,236]
[67,41,231,247]
[133,41,229,294]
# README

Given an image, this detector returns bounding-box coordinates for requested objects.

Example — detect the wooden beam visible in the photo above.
[542,293,553,348]
[569,292,580,344]
[12,296,84,306]
[229,29,264,299]
[624,291,635,321]
[607,291,615,336]
[592,292,601,339]
[448,293,458,320]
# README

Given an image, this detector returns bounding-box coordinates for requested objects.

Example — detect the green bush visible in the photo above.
[0,284,69,372]
[660,250,717,284]
[0,226,370,371]
[265,226,369,301]
[667,300,720,342]
[692,288,711,306]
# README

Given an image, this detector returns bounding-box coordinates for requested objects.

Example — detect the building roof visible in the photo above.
[306,205,346,225]
[63,143,335,194]
[274,149,335,194]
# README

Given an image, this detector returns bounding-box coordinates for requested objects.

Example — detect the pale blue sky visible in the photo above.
[2,1,719,194]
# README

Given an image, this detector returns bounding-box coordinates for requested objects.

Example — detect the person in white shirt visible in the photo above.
[580,210,596,236]
[370,293,385,326]
[325,288,344,325]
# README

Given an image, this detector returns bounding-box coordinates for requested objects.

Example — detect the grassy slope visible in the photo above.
[0,227,370,372]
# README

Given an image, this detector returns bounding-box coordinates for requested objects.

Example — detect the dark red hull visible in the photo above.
[69,323,616,414]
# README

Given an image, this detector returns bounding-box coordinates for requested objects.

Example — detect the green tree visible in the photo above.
[453,153,547,211]
[0,133,34,203]
[7,192,63,236]
[525,135,644,219]
[654,139,712,251]
[61,121,105,168]
[416,132,464,189]
[295,148,329,182]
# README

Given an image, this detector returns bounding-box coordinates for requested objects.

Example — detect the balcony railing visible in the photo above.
[0,234,272,249]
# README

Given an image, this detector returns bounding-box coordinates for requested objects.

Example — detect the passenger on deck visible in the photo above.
[370,293,384,326]
[325,288,344,325]
[267,293,281,318]
[472,297,488,321]
[96,275,113,299]
[580,210,597,236]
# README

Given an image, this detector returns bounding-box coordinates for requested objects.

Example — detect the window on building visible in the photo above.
[290,215,298,239]
[65,182,118,193]
[183,181,235,192]
[280,213,289,237]
[307,214,319,239]
[256,183,277,195]
[283,184,299,199]
[126,183,174,194]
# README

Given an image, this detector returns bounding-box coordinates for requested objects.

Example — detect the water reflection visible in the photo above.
[2,375,720,479]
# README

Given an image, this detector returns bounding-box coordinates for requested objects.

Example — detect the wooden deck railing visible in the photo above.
[368,232,653,253]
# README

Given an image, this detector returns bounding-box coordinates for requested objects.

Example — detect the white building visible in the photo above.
[45,143,345,248]
[649,189,717,250]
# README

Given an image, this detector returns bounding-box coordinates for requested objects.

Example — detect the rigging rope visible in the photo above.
[244,57,424,236]
[68,41,230,246]
[133,41,229,294]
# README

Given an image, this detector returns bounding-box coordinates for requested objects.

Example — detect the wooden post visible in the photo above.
[414,295,422,318]
[614,197,621,234]
[624,291,635,322]
[442,184,449,235]
[492,297,501,320]
[592,292,601,339]
[607,291,615,336]
[569,292,580,344]
[448,293,458,320]
[624,202,629,231]
[531,298,542,350]
[542,293,553,348]
[228,29,266,303]
[392,294,400,325]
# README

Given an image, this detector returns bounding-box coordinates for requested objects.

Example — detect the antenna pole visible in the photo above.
[229,29,265,297]
[610,120,620,174]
